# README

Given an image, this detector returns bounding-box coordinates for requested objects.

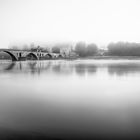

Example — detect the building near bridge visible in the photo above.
[60,46,78,58]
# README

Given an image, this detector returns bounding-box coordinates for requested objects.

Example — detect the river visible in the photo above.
[0,59,140,139]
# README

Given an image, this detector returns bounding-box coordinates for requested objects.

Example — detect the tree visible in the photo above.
[75,42,87,57]
[86,43,98,56]
[10,45,18,50]
[22,44,29,51]
[107,42,140,56]
[52,46,60,53]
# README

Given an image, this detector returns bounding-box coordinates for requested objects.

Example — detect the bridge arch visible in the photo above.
[26,52,39,60]
[3,51,18,61]
[46,53,52,58]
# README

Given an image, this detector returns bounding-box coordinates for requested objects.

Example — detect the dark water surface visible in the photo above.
[1,59,140,140]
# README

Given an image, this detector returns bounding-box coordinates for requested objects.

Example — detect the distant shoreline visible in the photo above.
[1,56,140,61]
[78,56,140,60]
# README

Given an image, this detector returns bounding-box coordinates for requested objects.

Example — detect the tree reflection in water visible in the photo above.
[107,63,140,76]
[75,64,97,76]
[1,60,140,76]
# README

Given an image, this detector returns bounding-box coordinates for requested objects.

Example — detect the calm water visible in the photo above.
[0,59,140,139]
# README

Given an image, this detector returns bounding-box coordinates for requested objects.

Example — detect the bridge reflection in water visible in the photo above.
[1,60,140,76]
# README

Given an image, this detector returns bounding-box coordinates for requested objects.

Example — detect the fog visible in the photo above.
[1,0,140,48]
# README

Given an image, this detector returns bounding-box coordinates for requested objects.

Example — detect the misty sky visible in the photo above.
[0,0,140,48]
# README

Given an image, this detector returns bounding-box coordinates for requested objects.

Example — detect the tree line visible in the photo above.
[73,41,140,57]
[107,42,140,56]
[9,41,140,57]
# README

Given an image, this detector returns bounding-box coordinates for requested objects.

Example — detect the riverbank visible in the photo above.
[1,56,140,61]
[77,56,140,60]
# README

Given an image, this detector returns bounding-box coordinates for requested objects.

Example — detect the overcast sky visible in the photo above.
[0,0,140,48]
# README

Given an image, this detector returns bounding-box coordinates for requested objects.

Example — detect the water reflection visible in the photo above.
[75,64,97,75]
[108,63,140,76]
[1,60,140,76]
[0,60,98,76]
[4,62,15,70]
[1,60,140,139]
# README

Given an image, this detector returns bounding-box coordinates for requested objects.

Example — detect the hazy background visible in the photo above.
[0,0,140,48]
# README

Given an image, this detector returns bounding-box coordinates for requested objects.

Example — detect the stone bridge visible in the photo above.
[0,49,61,61]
